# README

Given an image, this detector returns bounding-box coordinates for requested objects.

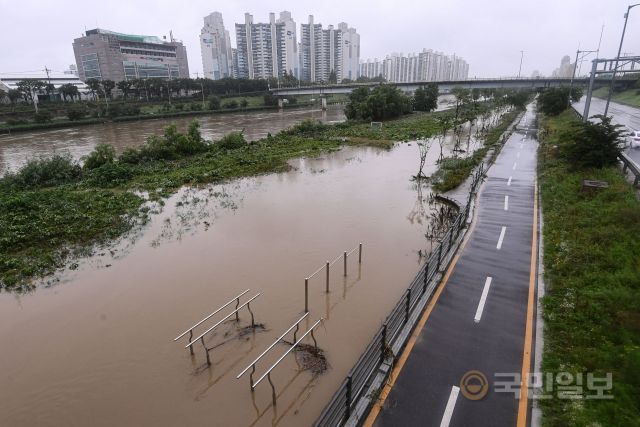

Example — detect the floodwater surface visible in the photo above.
[0,99,502,427]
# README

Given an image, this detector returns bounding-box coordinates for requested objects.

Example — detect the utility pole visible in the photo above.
[604,3,639,117]
[568,49,597,108]
[44,66,53,101]
[517,51,524,78]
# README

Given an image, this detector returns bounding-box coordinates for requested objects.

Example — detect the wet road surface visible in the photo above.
[573,97,640,165]
[373,103,539,427]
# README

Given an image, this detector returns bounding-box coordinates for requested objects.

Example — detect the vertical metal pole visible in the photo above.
[325,261,330,293]
[568,49,580,108]
[235,297,240,321]
[423,260,429,293]
[380,323,388,363]
[604,5,634,117]
[346,376,353,417]
[583,60,597,122]
[188,330,194,355]
[304,278,309,313]
[343,251,347,276]
[404,289,411,323]
[437,243,443,271]
[358,243,362,263]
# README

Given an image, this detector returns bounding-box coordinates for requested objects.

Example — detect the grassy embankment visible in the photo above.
[431,107,523,192]
[592,86,640,108]
[538,110,640,426]
[0,110,445,290]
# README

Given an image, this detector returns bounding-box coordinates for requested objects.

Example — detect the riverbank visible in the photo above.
[0,101,515,290]
[538,110,640,425]
[0,102,316,134]
[593,86,640,108]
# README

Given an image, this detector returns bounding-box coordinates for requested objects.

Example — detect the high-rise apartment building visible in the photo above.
[200,12,234,80]
[234,12,299,80]
[359,49,469,83]
[72,28,189,82]
[300,16,360,83]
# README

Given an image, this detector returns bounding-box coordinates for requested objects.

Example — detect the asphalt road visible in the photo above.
[573,97,640,165]
[373,104,539,427]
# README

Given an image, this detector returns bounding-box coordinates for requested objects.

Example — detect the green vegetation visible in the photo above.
[539,87,583,116]
[431,108,522,192]
[593,85,640,108]
[538,109,640,426]
[413,84,439,112]
[344,85,412,121]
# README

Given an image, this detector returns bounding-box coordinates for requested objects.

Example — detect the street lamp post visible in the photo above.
[568,49,597,108]
[518,51,524,78]
[603,3,640,117]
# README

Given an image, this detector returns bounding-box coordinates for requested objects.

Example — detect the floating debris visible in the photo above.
[294,343,328,374]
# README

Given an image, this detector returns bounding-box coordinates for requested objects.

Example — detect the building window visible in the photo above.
[81,53,101,79]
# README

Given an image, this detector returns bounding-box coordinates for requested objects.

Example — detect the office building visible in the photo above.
[72,28,189,82]
[200,12,234,80]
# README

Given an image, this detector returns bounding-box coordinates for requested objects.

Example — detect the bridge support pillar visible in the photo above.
[278,98,284,109]
[321,97,327,111]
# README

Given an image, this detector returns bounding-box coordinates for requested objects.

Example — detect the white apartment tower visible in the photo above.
[359,49,469,83]
[200,12,234,80]
[235,12,299,80]
[300,15,360,83]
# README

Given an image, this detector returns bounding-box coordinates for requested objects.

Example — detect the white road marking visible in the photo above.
[507,176,512,186]
[504,195,509,211]
[440,386,460,427]
[474,276,493,323]
[512,162,517,170]
[497,226,506,249]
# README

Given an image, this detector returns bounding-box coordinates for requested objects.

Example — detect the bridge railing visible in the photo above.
[314,162,486,427]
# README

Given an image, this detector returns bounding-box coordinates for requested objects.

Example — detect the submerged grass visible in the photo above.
[538,110,640,426]
[0,109,449,290]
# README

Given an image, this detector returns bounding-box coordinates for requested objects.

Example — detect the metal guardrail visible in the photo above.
[175,291,261,366]
[237,315,324,404]
[304,244,363,313]
[173,289,250,354]
[314,162,486,427]
[620,152,640,186]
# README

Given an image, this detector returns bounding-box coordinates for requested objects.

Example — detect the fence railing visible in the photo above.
[304,244,363,313]
[314,162,486,427]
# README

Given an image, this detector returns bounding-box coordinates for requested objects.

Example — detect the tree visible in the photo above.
[60,83,79,102]
[16,80,45,112]
[85,78,102,101]
[44,83,56,101]
[116,80,133,99]
[413,83,439,112]
[7,89,21,110]
[345,85,411,121]
[435,114,454,161]
[414,139,434,180]
[450,87,470,119]
[101,79,115,100]
[329,70,337,84]
[0,88,6,103]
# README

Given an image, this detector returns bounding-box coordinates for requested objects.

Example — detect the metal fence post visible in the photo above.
[343,251,347,276]
[381,323,388,363]
[325,261,330,293]
[304,278,309,313]
[346,376,353,418]
[437,243,443,271]
[404,289,411,323]
[423,260,429,293]
[358,243,363,263]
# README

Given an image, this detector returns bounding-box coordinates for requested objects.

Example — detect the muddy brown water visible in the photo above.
[0,102,501,427]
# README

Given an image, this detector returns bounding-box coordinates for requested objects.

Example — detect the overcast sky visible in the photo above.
[1,0,638,78]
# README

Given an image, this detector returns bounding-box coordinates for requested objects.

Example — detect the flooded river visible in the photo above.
[0,106,345,174]
[0,98,495,427]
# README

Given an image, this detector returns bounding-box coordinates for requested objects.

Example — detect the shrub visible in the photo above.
[240,99,248,108]
[84,162,134,187]
[539,88,570,116]
[119,147,142,164]
[208,95,221,110]
[83,144,116,170]
[66,107,86,121]
[264,93,279,106]
[174,103,184,111]
[218,132,246,149]
[562,115,625,169]
[6,118,28,126]
[2,154,82,189]
[191,102,201,111]
[223,100,239,109]
[345,85,411,121]
[33,111,53,123]
[285,119,328,136]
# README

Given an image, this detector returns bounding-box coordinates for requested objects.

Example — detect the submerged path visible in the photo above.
[368,103,540,427]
